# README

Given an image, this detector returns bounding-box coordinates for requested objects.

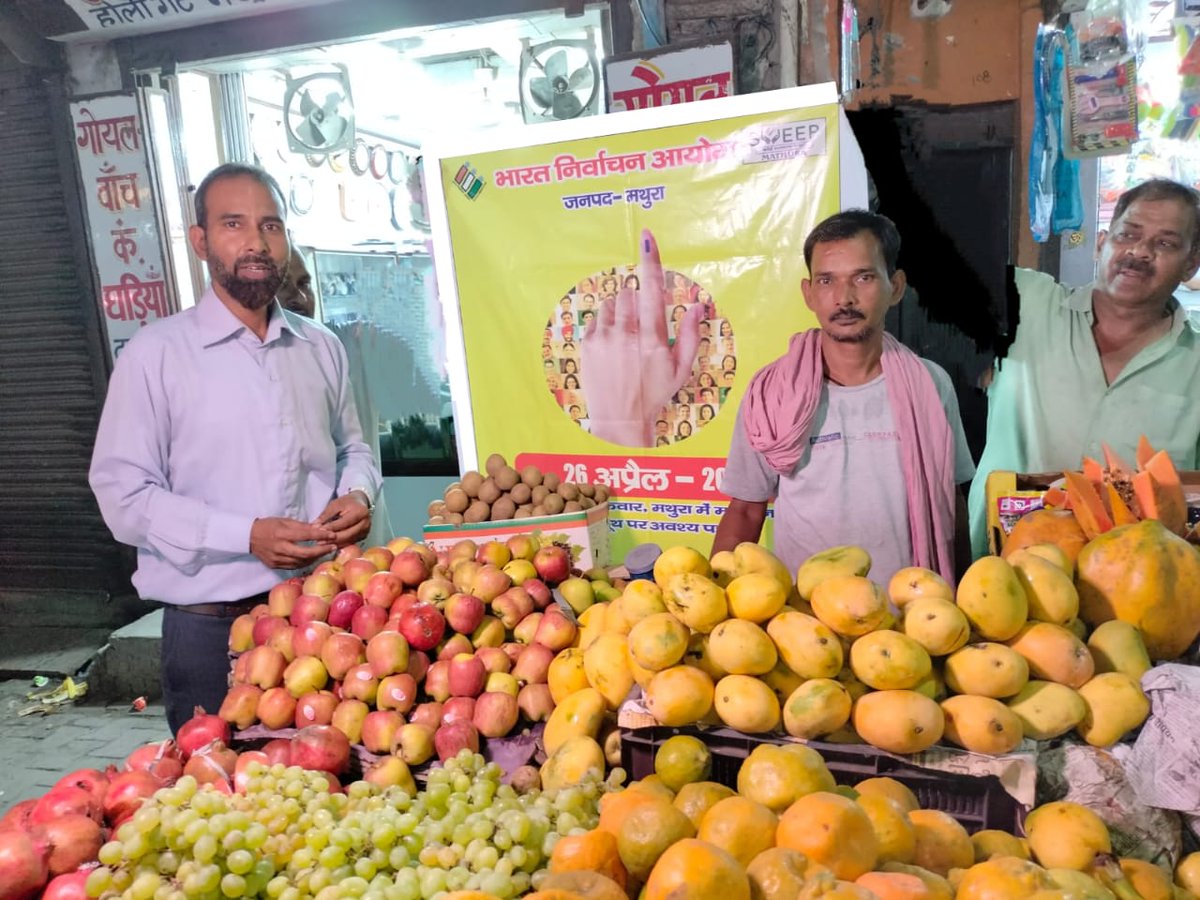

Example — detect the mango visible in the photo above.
[644,665,714,727]
[627,612,689,672]
[1066,617,1089,641]
[713,674,780,733]
[1119,858,1173,900]
[1086,620,1151,682]
[782,677,852,739]
[761,656,805,709]
[956,857,1056,899]
[956,556,1028,641]
[971,830,1030,862]
[766,610,844,678]
[908,809,974,877]
[1024,801,1111,871]
[1075,672,1150,747]
[810,575,890,637]
[731,542,794,597]
[1006,680,1087,740]
[913,668,946,701]
[1175,852,1200,897]
[683,632,728,682]
[548,648,590,704]
[706,618,777,676]
[1009,549,1080,625]
[708,549,738,587]
[1005,622,1095,689]
[943,642,1029,698]
[888,566,954,607]
[796,545,872,601]
[619,580,667,627]
[836,666,872,703]
[878,861,955,899]
[939,694,1024,755]
[852,690,944,754]
[849,630,932,690]
[726,572,787,623]
[627,652,657,691]
[604,597,632,635]
[543,686,606,756]
[662,572,728,633]
[583,632,635,710]
[900,597,972,657]
[652,544,712,588]
[541,735,605,792]
[1024,542,1075,577]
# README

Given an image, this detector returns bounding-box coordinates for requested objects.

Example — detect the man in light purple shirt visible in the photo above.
[89,164,381,733]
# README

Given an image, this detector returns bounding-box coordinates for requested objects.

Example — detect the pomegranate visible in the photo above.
[0,800,36,833]
[52,769,110,808]
[175,707,231,760]
[124,740,183,783]
[41,867,93,900]
[29,787,101,826]
[32,814,103,876]
[289,725,351,776]
[183,741,237,788]
[0,829,49,900]
[101,771,161,826]
[232,751,270,794]
[261,739,291,767]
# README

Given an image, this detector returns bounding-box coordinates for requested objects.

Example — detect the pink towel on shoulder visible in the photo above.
[741,329,957,582]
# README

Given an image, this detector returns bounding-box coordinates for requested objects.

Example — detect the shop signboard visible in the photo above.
[604,39,736,112]
[426,83,867,559]
[59,0,336,39]
[71,95,171,361]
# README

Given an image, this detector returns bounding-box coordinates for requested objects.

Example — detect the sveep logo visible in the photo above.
[738,118,827,164]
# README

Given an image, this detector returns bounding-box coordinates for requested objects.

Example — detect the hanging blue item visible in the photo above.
[1029,25,1084,242]
[1050,29,1084,233]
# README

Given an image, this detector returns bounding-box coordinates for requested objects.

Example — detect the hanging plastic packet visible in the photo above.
[840,0,860,104]
[1062,0,1140,158]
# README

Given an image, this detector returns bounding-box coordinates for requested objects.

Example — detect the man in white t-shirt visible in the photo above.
[713,211,975,585]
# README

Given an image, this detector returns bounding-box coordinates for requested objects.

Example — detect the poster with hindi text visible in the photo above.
[425,84,867,561]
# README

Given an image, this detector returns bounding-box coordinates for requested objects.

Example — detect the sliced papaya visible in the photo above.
[1063,470,1114,540]
[1135,434,1157,470]
[1133,451,1188,536]
[1082,456,1106,495]
[1105,483,1139,527]
[1101,442,1134,477]
[1043,485,1069,509]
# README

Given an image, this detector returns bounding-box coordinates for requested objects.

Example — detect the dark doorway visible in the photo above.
[848,104,1016,463]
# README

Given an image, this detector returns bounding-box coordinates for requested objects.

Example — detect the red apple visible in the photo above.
[267,624,295,663]
[513,612,543,644]
[363,546,395,571]
[437,633,474,662]
[444,592,486,635]
[486,672,520,697]
[303,571,342,601]
[376,673,418,714]
[320,632,365,681]
[335,544,363,566]
[363,755,415,791]
[228,614,256,653]
[502,558,537,586]
[416,577,454,606]
[386,536,415,555]
[256,687,298,730]
[475,646,511,675]
[517,683,555,722]
[434,721,480,761]
[441,696,477,728]
[218,684,263,731]
[294,690,338,728]
[341,663,380,704]
[331,698,370,744]
[409,702,443,731]
[328,590,365,630]
[524,578,553,611]
[406,650,431,682]
[451,559,482,594]
[290,725,351,776]
[512,642,554,684]
[447,654,486,698]
[398,603,445,652]
[341,558,378,594]
[366,630,410,678]
[424,659,451,702]
[534,608,578,651]
[290,593,331,627]
[237,645,287,689]
[493,586,534,629]
[500,642,526,667]
[292,620,334,658]
[476,540,512,568]
[395,723,435,765]
[411,544,438,569]
[283,655,328,698]
[471,616,506,648]
[532,545,571,585]
[351,603,388,640]
[361,709,404,754]
[250,603,271,620]
[252,614,289,648]
[472,565,512,603]
[448,539,478,565]
[363,571,404,608]
[268,581,303,618]
[390,549,431,587]
[506,534,538,562]
[474,691,520,737]
[389,592,419,619]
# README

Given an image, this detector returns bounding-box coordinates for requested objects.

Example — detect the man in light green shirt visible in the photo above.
[970,178,1200,557]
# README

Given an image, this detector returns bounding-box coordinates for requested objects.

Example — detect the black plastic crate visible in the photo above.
[620,725,1026,835]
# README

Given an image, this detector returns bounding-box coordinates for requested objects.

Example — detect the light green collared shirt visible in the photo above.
[969,268,1200,557]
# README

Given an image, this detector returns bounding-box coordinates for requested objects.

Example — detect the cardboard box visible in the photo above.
[985,470,1200,556]
[422,501,611,570]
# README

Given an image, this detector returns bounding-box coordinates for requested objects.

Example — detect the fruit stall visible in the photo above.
[3,448,1200,900]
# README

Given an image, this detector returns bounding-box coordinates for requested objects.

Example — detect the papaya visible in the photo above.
[1003,509,1088,565]
[1063,471,1114,539]
[1136,434,1156,469]
[1105,484,1139,527]
[1076,518,1200,660]
[1133,450,1188,536]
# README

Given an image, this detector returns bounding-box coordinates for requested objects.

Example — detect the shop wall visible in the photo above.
[663,0,787,91]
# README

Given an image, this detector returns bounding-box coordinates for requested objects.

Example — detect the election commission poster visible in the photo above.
[426,83,866,559]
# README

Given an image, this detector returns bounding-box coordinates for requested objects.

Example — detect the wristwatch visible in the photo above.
[345,487,376,514]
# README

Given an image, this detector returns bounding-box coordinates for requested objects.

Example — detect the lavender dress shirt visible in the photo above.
[89,289,381,605]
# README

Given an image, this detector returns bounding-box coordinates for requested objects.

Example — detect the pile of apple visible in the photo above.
[219,533,619,776]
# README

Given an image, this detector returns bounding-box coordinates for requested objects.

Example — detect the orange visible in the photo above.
[549,829,628,888]
[673,780,736,830]
[907,809,973,877]
[736,743,835,813]
[856,793,916,864]
[614,795,695,881]
[597,784,663,835]
[746,847,831,899]
[696,795,778,867]
[776,791,879,881]
[857,870,945,899]
[537,871,628,900]
[854,777,919,813]
[643,838,750,900]
[653,734,711,792]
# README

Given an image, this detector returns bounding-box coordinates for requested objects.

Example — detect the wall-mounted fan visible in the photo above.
[518,29,601,125]
[283,68,355,154]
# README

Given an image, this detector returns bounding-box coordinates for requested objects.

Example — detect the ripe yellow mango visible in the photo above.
[1006,680,1087,740]
[1086,620,1152,683]
[619,579,666,627]
[1022,541,1075,577]
[1024,801,1111,870]
[540,735,605,792]
[583,632,635,710]
[767,610,844,678]
[627,612,689,672]
[604,597,632,635]
[547,647,589,705]
[662,572,728,633]
[1006,622,1095,689]
[1076,672,1150,747]
[543,686,606,756]
[944,642,1029,698]
[900,597,972,657]
[849,630,932,690]
[683,631,728,682]
[726,572,788,623]
[761,656,805,709]
[627,652,657,691]
[852,690,944,754]
[888,566,954,607]
[782,677,852,739]
[653,545,712,588]
[713,674,780,733]
[810,575,890,637]
[796,545,872,601]
[707,618,777,675]
[731,542,794,594]
[956,556,1028,641]
[940,694,1024,755]
[644,665,714,726]
[1009,548,1080,625]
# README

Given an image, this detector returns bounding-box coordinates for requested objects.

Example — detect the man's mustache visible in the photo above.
[831,309,866,322]
[236,255,279,272]
[1119,257,1153,276]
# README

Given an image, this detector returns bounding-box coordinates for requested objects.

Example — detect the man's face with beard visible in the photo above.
[188,175,289,313]
[1097,198,1200,310]
[802,231,905,345]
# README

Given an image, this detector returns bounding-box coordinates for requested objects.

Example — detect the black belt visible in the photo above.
[170,593,270,618]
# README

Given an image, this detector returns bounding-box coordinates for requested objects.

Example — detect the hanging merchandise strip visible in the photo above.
[369,144,389,180]
[349,138,371,176]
